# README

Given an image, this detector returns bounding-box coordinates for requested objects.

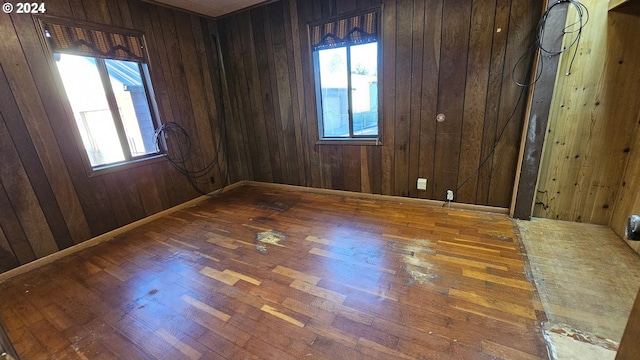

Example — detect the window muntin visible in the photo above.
[311,10,380,141]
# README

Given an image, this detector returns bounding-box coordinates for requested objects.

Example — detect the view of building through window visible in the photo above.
[55,53,157,167]
[317,41,378,138]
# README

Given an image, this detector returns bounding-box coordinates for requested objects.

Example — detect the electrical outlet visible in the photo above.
[417,178,427,190]
[446,190,454,201]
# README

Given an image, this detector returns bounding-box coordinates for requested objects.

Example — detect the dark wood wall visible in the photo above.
[217,0,543,205]
[0,0,230,272]
[0,0,544,274]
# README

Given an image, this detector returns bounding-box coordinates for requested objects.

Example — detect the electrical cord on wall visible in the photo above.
[153,30,233,198]
[154,120,229,196]
[451,0,589,199]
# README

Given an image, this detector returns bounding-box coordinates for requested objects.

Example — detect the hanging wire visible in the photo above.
[154,120,229,196]
[153,30,233,197]
[451,0,589,200]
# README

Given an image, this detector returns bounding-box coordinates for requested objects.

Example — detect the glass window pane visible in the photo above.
[105,59,156,157]
[55,53,125,166]
[318,47,349,137]
[350,42,378,136]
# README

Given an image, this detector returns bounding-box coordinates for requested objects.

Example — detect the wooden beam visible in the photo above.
[511,1,568,220]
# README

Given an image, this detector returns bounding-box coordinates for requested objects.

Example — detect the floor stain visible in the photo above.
[545,323,619,351]
[254,230,286,254]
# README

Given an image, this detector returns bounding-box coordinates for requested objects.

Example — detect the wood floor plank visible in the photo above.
[181,294,232,322]
[272,265,321,285]
[449,288,538,320]
[0,184,548,359]
[155,328,203,360]
[200,266,240,285]
[260,304,306,328]
[481,339,546,360]
[289,279,347,304]
[223,269,262,285]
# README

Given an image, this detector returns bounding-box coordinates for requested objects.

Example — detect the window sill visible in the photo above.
[88,154,167,177]
[316,138,382,146]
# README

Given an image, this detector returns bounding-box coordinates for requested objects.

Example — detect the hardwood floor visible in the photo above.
[0,184,549,359]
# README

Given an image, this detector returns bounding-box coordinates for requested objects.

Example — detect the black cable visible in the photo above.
[453,0,588,197]
[512,0,588,86]
[153,30,233,197]
[155,121,227,196]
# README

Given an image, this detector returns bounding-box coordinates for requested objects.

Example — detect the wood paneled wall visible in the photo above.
[610,6,640,255]
[217,0,543,206]
[534,1,640,226]
[0,0,230,273]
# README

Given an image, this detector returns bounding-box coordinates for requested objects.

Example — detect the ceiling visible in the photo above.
[144,0,270,18]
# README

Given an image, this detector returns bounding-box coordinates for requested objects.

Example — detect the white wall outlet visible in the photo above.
[446,190,454,201]
[417,178,427,190]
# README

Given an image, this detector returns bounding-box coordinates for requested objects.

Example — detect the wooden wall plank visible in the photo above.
[67,0,87,20]
[135,165,164,216]
[234,12,272,183]
[0,225,19,273]
[159,9,207,178]
[476,0,510,205]
[282,0,307,186]
[254,8,285,182]
[299,0,323,188]
[0,117,59,258]
[82,0,111,24]
[43,0,73,17]
[432,0,472,200]
[418,0,443,200]
[343,146,361,192]
[0,151,36,265]
[262,5,289,183]
[103,172,146,227]
[269,1,300,185]
[192,16,226,188]
[487,0,540,207]
[208,21,247,183]
[175,12,219,194]
[407,0,425,199]
[381,0,397,195]
[457,0,496,204]
[392,0,414,197]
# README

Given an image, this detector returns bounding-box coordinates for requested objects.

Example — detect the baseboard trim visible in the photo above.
[0,181,245,283]
[242,181,509,215]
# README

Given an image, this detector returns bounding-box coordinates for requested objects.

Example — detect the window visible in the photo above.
[43,20,161,169]
[311,10,380,141]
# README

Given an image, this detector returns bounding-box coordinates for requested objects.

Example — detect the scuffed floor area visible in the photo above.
[518,218,640,360]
